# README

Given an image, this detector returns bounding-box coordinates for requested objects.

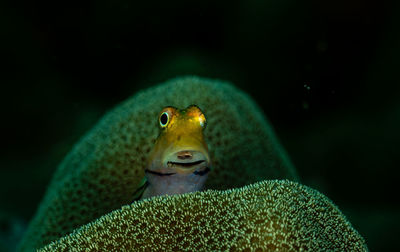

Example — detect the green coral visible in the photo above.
[19,76,298,251]
[39,180,367,251]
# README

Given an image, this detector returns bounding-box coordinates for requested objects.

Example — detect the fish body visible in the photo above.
[140,105,210,199]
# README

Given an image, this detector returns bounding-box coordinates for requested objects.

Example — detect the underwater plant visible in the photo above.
[18,76,299,251]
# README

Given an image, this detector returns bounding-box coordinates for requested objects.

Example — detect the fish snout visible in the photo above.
[177,151,193,160]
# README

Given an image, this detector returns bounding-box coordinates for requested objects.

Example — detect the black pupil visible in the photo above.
[160,113,168,125]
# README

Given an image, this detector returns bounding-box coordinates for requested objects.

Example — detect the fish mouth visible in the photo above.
[145,160,210,177]
[167,160,205,168]
[167,160,209,175]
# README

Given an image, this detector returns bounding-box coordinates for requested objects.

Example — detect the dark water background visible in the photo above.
[1,0,399,251]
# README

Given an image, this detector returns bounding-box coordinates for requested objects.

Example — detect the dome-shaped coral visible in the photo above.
[19,77,298,251]
[39,180,367,251]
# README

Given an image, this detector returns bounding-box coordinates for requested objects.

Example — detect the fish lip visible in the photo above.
[167,160,210,176]
[167,160,205,168]
[145,160,210,176]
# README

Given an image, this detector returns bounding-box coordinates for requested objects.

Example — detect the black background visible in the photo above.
[1,0,399,250]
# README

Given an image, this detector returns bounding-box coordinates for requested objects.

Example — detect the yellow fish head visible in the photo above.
[141,105,210,199]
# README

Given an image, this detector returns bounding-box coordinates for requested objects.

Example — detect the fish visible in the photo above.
[138,105,211,199]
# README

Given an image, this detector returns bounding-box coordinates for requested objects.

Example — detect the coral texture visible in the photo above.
[39,180,367,251]
[19,76,298,251]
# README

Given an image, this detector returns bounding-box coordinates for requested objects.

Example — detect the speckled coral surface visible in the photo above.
[39,180,367,251]
[19,76,298,251]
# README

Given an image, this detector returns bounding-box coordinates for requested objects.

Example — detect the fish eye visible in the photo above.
[159,112,169,128]
[199,115,206,129]
[186,105,207,129]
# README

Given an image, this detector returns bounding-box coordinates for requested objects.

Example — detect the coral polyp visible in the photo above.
[39,180,367,251]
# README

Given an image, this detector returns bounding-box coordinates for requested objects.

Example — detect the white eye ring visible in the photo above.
[159,112,169,127]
